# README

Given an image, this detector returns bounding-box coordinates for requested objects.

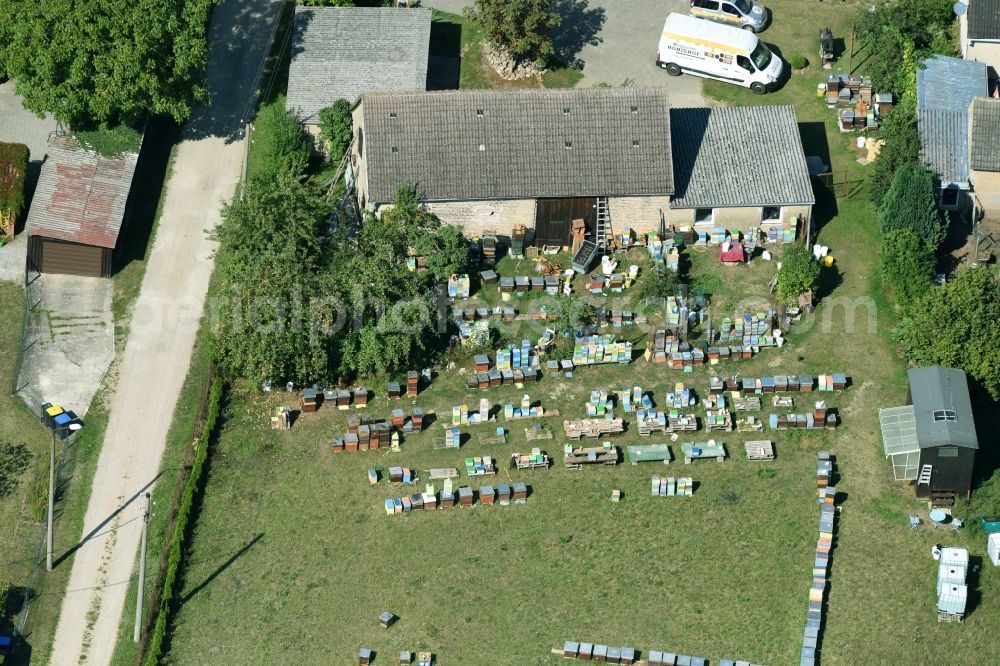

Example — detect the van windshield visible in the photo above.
[751,42,772,70]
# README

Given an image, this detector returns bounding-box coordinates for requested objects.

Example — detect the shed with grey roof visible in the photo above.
[285,6,431,126]
[879,367,980,500]
[970,96,1000,172]
[916,56,987,209]
[666,105,814,241]
[25,135,140,277]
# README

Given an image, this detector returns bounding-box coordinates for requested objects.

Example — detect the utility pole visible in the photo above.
[133,492,151,643]
[47,430,55,572]
[48,422,81,571]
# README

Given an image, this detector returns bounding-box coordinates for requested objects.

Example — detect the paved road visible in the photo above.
[47,1,283,664]
[428,0,705,106]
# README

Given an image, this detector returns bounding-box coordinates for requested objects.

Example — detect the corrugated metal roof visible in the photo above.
[918,107,973,184]
[24,136,139,248]
[916,56,987,183]
[908,366,978,450]
[968,0,1000,40]
[360,88,674,204]
[970,96,1000,172]
[668,105,815,209]
[285,7,431,124]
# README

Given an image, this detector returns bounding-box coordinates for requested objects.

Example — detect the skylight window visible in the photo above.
[632,139,640,147]
[933,409,957,422]
[476,109,484,117]
[478,144,485,151]
[389,112,397,119]
[564,141,573,150]
[563,107,571,114]
[630,105,638,114]
[391,146,399,154]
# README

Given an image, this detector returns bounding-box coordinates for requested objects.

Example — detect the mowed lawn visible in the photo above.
[165,193,999,664]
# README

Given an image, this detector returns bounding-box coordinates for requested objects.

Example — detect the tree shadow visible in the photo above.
[550,0,607,69]
[179,533,264,604]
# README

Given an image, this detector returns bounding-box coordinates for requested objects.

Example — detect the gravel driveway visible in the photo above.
[47,1,283,664]
[428,0,705,106]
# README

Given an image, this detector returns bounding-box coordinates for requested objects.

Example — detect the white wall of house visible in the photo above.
[665,204,812,239]
[349,104,370,208]
[967,41,1000,77]
[971,169,1000,221]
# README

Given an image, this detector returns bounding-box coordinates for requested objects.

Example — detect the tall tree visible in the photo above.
[879,229,936,307]
[877,163,947,249]
[868,99,921,206]
[896,268,1000,400]
[466,0,561,68]
[0,0,218,128]
[213,172,336,386]
[252,103,312,179]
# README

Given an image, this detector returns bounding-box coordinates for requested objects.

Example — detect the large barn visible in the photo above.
[880,366,980,502]
[348,88,815,247]
[350,88,675,246]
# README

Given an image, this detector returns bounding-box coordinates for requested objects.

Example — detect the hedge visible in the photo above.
[0,142,29,218]
[142,377,223,666]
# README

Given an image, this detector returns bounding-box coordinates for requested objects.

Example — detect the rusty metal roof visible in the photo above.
[25,136,139,248]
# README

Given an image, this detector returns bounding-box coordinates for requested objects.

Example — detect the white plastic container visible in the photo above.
[941,547,970,568]
[988,533,1000,566]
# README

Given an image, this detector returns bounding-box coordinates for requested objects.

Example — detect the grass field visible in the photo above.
[164,188,1000,664]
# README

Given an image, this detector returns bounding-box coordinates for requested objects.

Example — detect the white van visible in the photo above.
[656,12,783,94]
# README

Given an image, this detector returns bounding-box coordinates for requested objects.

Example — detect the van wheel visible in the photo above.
[665,63,681,76]
[742,24,757,33]
[751,82,767,95]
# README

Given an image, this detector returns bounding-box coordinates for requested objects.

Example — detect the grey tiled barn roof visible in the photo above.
[286,7,431,124]
[916,56,987,184]
[668,105,814,209]
[360,88,674,204]
[968,0,1000,40]
[25,136,139,248]
[970,97,1000,172]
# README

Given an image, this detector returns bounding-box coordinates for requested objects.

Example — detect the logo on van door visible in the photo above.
[668,43,700,58]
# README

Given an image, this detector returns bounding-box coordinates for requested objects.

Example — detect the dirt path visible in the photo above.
[47,1,282,664]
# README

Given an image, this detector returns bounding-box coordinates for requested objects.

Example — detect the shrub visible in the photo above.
[878,163,947,249]
[776,245,821,306]
[74,123,143,158]
[143,378,224,666]
[318,99,353,161]
[465,0,561,67]
[879,229,935,307]
[252,103,311,178]
[789,54,808,70]
[0,142,29,223]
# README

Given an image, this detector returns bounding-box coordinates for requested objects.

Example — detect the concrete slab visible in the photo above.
[0,234,27,283]
[15,273,114,417]
[426,0,706,106]
[0,79,59,200]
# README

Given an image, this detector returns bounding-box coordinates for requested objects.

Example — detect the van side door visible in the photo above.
[719,2,743,24]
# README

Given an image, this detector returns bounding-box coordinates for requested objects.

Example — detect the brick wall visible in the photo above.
[607,196,671,236]
[421,199,537,239]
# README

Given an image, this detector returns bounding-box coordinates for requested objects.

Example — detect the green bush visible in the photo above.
[0,142,29,220]
[143,377,224,666]
[317,99,353,161]
[788,54,808,70]
[878,163,947,249]
[252,103,311,178]
[75,123,143,158]
[776,245,821,306]
[879,228,935,307]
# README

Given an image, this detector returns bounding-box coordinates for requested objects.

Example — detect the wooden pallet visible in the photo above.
[744,440,775,461]
[477,432,506,446]
[525,426,553,441]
